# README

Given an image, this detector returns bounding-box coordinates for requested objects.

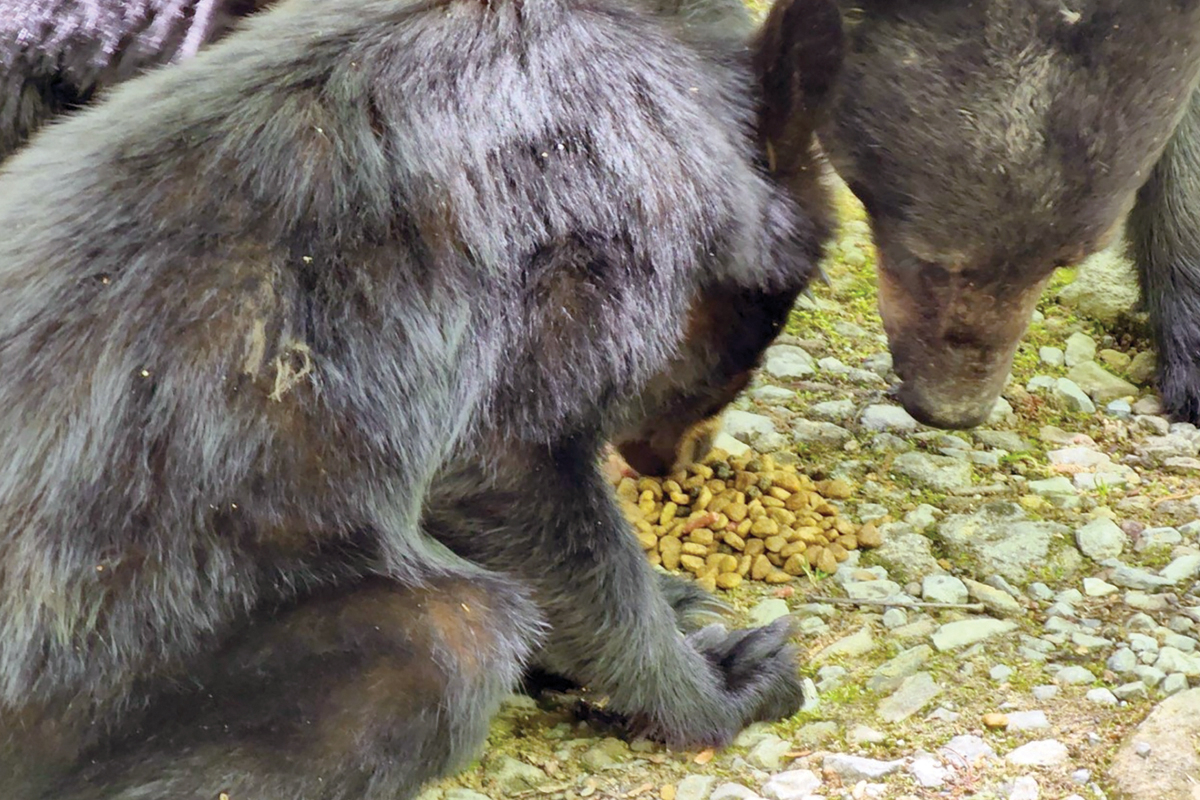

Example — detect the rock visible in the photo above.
[579,740,633,773]
[712,431,751,457]
[749,599,792,627]
[822,754,904,781]
[1134,665,1167,687]
[1028,476,1078,496]
[1008,775,1040,800]
[1155,647,1200,677]
[749,385,796,404]
[809,399,857,422]
[711,784,763,800]
[794,721,838,746]
[1163,673,1191,695]
[445,790,491,800]
[1053,378,1097,414]
[844,579,906,602]
[904,503,941,531]
[816,664,847,694]
[1100,348,1132,370]
[817,356,849,375]
[975,429,1033,451]
[937,504,1072,585]
[847,724,887,746]
[859,404,921,433]
[1032,685,1060,702]
[1007,711,1051,731]
[1056,666,1096,685]
[877,672,942,723]
[991,664,1014,682]
[891,451,974,492]
[488,756,550,792]
[1084,577,1119,597]
[1039,346,1065,367]
[932,619,1019,652]
[1087,687,1120,705]
[791,419,853,447]
[1068,361,1139,403]
[1160,553,1200,584]
[676,776,717,800]
[721,410,777,445]
[1107,398,1133,418]
[922,575,969,604]
[1006,740,1069,767]
[813,626,875,662]
[1075,518,1126,560]
[940,734,996,765]
[1128,351,1158,386]
[909,754,949,787]
[963,578,1025,616]
[1165,456,1200,473]
[1057,246,1140,325]
[1104,560,1174,591]
[989,396,1016,424]
[865,528,944,584]
[1110,688,1200,799]
[760,770,822,800]
[1114,682,1149,701]
[868,645,933,693]
[763,345,815,379]
[882,608,908,629]
[1065,332,1098,367]
[1108,648,1138,674]
[746,735,792,771]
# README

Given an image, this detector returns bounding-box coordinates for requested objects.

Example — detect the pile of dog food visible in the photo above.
[613,449,882,592]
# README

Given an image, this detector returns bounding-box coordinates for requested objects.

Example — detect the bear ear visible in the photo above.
[753,0,846,144]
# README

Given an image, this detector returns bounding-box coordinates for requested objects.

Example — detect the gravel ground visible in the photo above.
[416,181,1200,800]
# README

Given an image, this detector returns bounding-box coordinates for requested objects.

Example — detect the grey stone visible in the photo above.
[1137,526,1184,551]
[847,724,887,746]
[1027,374,1057,392]
[1039,346,1065,367]
[939,734,996,765]
[932,619,1019,652]
[1107,648,1138,674]
[922,575,969,605]
[1008,775,1040,800]
[710,784,763,800]
[1075,518,1126,560]
[1084,577,1119,597]
[810,399,857,422]
[1028,476,1077,496]
[676,776,717,800]
[794,721,838,746]
[908,754,949,788]
[579,740,627,772]
[962,578,1024,617]
[1055,666,1096,685]
[1134,665,1167,688]
[868,645,933,693]
[749,599,791,627]
[1007,711,1051,731]
[1053,378,1097,413]
[1129,633,1160,653]
[1126,592,1171,612]
[813,626,875,662]
[1086,687,1120,705]
[1155,647,1200,677]
[862,352,894,376]
[712,431,751,457]
[843,579,905,602]
[938,504,1072,585]
[1057,246,1140,324]
[749,385,796,404]
[1064,332,1098,366]
[859,404,920,433]
[445,790,491,800]
[1164,673,1191,695]
[876,672,942,723]
[1006,739,1070,767]
[746,735,792,771]
[975,430,1033,451]
[882,608,908,629]
[1112,691,1200,800]
[1072,631,1114,650]
[991,664,1015,682]
[817,356,849,375]
[1104,560,1174,591]
[892,451,974,492]
[1161,553,1200,584]
[722,410,777,444]
[760,770,822,800]
[791,419,853,447]
[1032,685,1060,702]
[763,345,815,379]
[489,756,550,792]
[1106,399,1133,418]
[822,754,904,781]
[864,528,945,584]
[1163,633,1197,654]
[1128,351,1158,385]
[1068,361,1139,403]
[904,503,941,531]
[1114,682,1149,701]
[816,664,847,694]
[1028,582,1056,602]
[1180,519,1200,537]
